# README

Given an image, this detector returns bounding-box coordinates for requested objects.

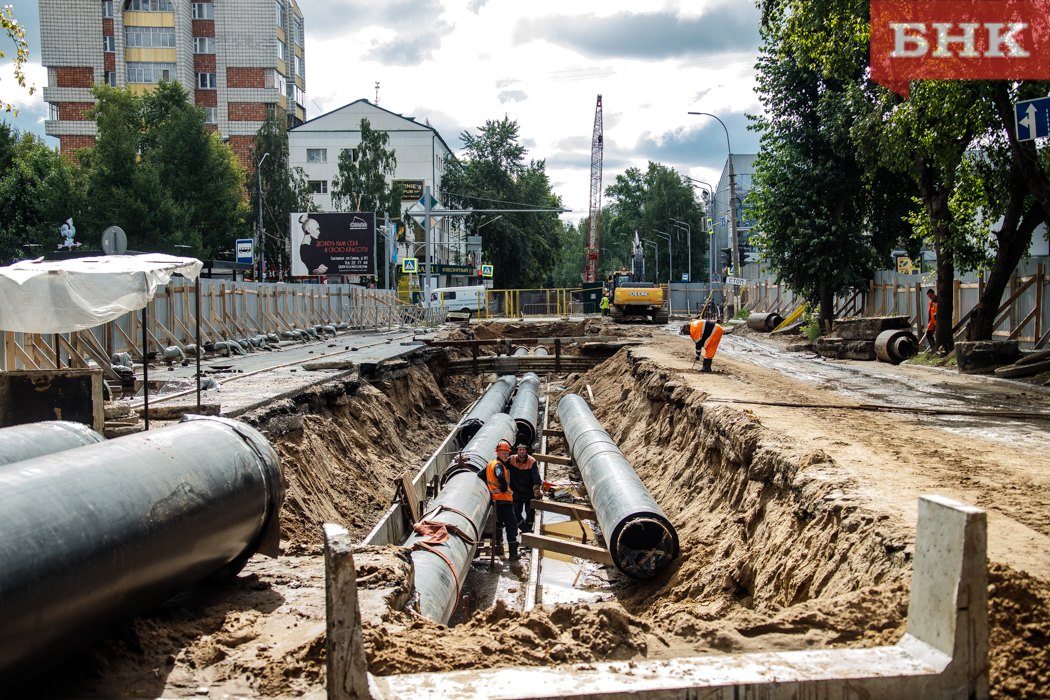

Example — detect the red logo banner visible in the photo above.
[870,1,1050,97]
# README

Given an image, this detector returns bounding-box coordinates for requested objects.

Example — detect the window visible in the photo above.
[444,291,457,300]
[275,0,286,27]
[306,149,327,163]
[103,71,116,87]
[265,68,287,95]
[277,40,286,62]
[288,83,305,106]
[308,180,328,194]
[340,148,357,163]
[49,103,59,121]
[125,26,176,48]
[103,35,115,52]
[293,17,303,46]
[126,62,176,83]
[295,54,304,77]
[192,3,213,19]
[203,107,217,123]
[196,72,216,88]
[102,1,113,18]
[265,103,278,118]
[125,0,174,11]
[193,36,216,54]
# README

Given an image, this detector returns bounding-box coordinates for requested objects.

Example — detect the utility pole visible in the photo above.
[257,152,269,282]
[424,185,432,293]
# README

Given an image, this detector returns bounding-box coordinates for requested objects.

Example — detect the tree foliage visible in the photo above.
[0,5,34,114]
[442,116,562,289]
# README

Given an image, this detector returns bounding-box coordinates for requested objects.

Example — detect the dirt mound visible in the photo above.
[472,320,593,340]
[989,562,1050,698]
[365,601,657,675]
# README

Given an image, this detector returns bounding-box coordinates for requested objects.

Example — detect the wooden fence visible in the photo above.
[1,280,442,375]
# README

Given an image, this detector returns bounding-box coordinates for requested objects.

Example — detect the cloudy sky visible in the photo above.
[0,0,764,225]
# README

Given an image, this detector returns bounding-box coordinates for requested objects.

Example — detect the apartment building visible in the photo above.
[41,0,307,165]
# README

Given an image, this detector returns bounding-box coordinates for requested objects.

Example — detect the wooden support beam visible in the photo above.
[323,524,371,700]
[533,453,572,466]
[114,322,143,360]
[530,499,597,521]
[30,334,58,370]
[56,333,90,369]
[72,331,122,381]
[12,339,40,370]
[519,532,613,566]
[542,429,565,438]
[399,472,421,523]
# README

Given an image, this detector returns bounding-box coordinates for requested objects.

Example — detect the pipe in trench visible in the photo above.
[534,345,549,356]
[513,346,529,356]
[558,394,679,580]
[456,374,515,448]
[0,415,285,685]
[508,372,541,447]
[406,412,517,624]
[875,329,919,365]
[0,421,105,468]
[746,312,784,332]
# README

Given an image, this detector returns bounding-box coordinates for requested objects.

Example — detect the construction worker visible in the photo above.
[509,443,542,533]
[689,315,724,373]
[600,293,610,317]
[924,289,938,352]
[476,438,520,560]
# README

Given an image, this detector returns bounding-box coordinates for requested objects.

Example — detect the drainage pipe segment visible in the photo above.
[508,372,541,447]
[0,421,105,467]
[875,329,919,365]
[456,374,516,448]
[406,412,517,624]
[558,394,679,580]
[0,415,285,685]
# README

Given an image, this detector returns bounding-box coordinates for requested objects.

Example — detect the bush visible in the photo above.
[734,307,750,320]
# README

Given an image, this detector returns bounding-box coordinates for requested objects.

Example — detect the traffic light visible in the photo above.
[739,245,759,265]
[720,247,733,272]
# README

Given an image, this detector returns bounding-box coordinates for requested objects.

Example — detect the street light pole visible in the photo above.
[669,218,691,281]
[257,152,270,282]
[684,177,717,307]
[687,112,739,287]
[644,241,658,282]
[654,230,672,285]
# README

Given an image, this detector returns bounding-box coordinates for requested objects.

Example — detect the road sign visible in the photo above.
[481,264,493,278]
[401,257,418,273]
[235,239,253,264]
[681,273,689,282]
[726,276,747,286]
[1016,96,1050,141]
[101,226,127,255]
[710,272,721,283]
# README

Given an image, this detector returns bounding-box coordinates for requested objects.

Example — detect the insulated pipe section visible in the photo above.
[534,345,549,356]
[509,372,541,447]
[746,312,784,332]
[513,347,529,356]
[875,329,919,365]
[0,421,105,468]
[456,374,516,448]
[0,416,284,685]
[408,412,517,624]
[558,394,679,580]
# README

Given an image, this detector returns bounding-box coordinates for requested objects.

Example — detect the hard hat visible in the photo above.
[495,439,512,453]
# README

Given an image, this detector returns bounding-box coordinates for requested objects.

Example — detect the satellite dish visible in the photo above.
[101,226,127,255]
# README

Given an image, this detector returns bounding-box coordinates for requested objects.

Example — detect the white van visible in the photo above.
[426,285,487,317]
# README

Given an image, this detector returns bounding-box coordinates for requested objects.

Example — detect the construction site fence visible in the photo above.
[735,256,1050,350]
[0,280,447,372]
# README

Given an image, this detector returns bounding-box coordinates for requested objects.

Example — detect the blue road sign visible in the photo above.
[235,239,253,264]
[1015,97,1050,142]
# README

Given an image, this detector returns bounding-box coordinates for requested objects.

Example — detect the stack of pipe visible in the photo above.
[0,416,285,684]
[406,413,517,624]
[0,421,105,467]
[455,374,515,448]
[508,372,541,447]
[558,394,679,580]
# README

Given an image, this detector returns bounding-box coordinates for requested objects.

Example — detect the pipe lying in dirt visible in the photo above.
[513,347,529,356]
[558,394,679,580]
[406,412,518,624]
[746,312,784,332]
[456,375,516,448]
[534,346,549,356]
[508,372,541,447]
[0,421,105,467]
[0,415,285,685]
[875,329,919,365]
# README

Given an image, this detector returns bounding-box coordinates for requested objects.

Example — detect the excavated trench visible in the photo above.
[30,322,1050,699]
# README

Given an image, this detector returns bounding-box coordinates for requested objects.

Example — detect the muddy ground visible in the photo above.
[33,318,1050,699]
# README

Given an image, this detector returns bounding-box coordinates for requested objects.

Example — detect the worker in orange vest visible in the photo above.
[509,443,542,533]
[924,289,938,352]
[689,316,724,373]
[477,438,520,560]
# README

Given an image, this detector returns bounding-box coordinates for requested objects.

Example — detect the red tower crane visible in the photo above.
[584,95,604,284]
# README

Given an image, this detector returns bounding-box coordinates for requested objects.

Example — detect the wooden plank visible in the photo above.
[155,319,186,350]
[114,322,144,360]
[530,499,597,521]
[5,331,16,371]
[30,335,58,370]
[1007,307,1038,341]
[542,429,565,438]
[12,340,40,370]
[73,332,122,381]
[56,333,90,369]
[400,472,421,523]
[519,533,613,566]
[586,384,595,404]
[533,453,572,466]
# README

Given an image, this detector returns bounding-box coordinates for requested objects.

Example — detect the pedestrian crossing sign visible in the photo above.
[402,258,418,273]
[481,264,493,278]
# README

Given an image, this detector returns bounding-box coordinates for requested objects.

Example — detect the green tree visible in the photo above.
[443,116,563,289]
[1,5,34,114]
[248,113,315,278]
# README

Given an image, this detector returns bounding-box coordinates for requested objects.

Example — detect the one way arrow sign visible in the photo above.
[1015,97,1050,142]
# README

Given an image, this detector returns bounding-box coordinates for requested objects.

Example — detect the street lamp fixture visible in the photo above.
[687,112,740,282]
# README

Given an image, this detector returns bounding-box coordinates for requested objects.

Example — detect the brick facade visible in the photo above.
[55,67,94,88]
[195,90,218,107]
[226,67,265,89]
[228,135,254,167]
[102,18,114,36]
[57,102,94,121]
[59,135,97,155]
[104,53,115,72]
[192,19,215,37]
[228,102,265,121]
[193,54,216,72]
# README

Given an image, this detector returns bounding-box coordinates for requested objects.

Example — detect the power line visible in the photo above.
[442,191,562,210]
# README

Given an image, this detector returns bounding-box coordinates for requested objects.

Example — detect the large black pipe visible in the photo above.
[456,374,515,447]
[0,415,284,684]
[508,372,541,447]
[0,421,105,467]
[407,413,517,623]
[558,394,679,580]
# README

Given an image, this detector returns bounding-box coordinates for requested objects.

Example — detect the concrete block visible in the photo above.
[814,337,877,360]
[833,316,911,340]
[956,340,1020,374]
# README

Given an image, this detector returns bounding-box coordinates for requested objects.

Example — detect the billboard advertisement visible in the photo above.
[290,212,376,277]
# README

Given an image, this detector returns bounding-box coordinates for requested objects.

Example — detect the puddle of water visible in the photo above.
[536,513,616,607]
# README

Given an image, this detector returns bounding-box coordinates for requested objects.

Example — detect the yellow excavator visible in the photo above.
[606,232,669,324]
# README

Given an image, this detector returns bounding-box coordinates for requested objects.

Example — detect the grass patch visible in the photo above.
[906,352,957,368]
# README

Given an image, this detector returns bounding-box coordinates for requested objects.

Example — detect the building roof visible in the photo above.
[290,99,455,155]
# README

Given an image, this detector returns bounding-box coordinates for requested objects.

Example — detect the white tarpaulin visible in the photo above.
[0,254,203,333]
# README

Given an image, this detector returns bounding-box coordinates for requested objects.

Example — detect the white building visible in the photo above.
[288,100,468,288]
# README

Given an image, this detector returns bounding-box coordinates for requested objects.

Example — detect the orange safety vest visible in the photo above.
[509,454,537,471]
[928,299,937,332]
[689,319,724,360]
[485,459,513,501]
